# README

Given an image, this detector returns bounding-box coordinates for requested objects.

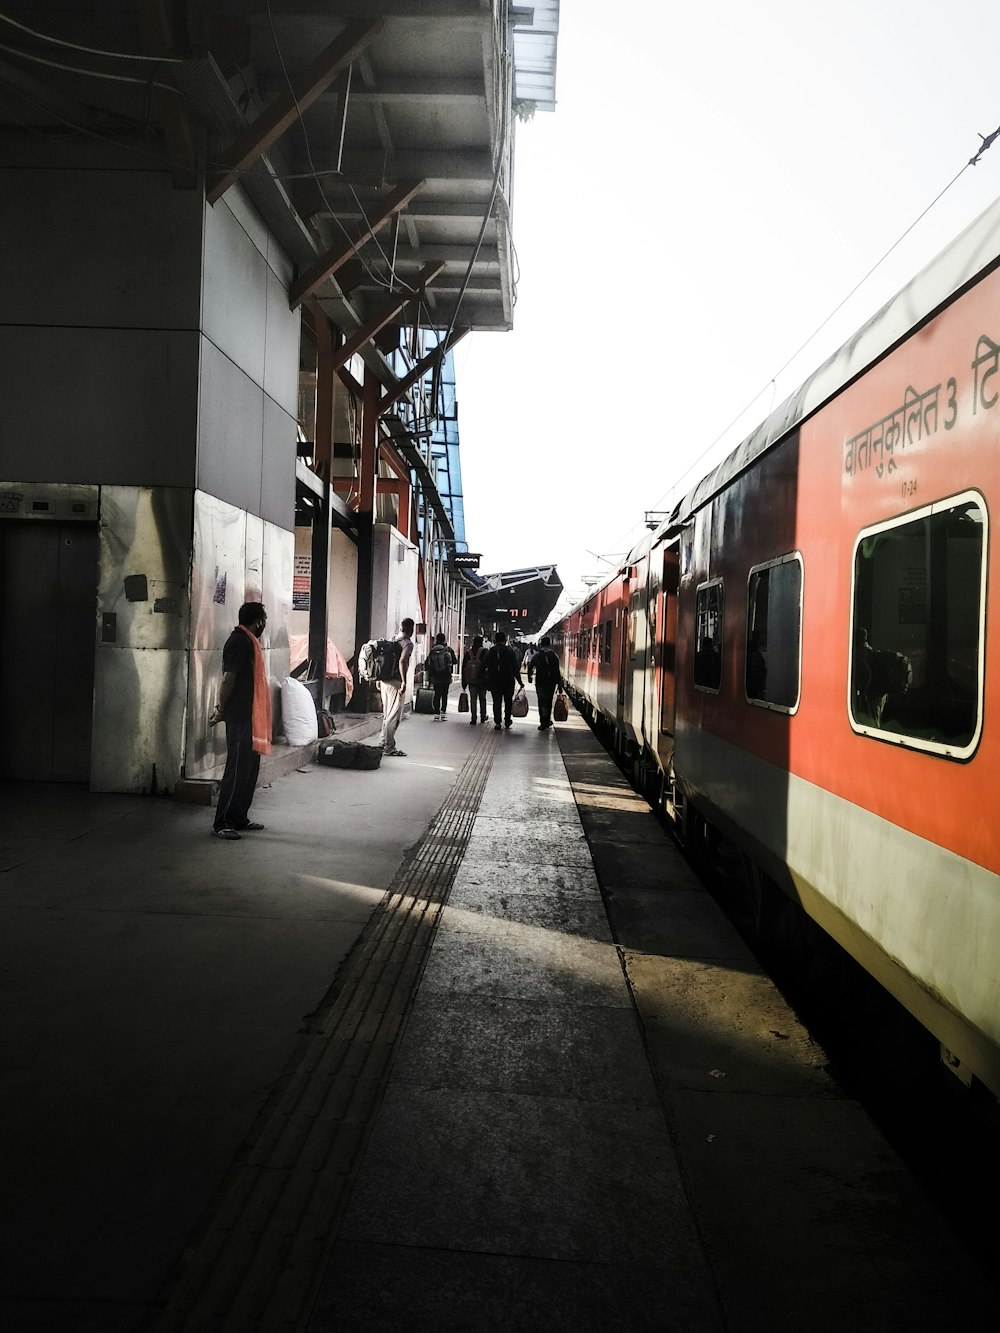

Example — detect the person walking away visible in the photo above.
[462,634,489,725]
[528,634,564,730]
[209,602,271,840]
[427,632,458,719]
[379,617,414,756]
[483,631,523,730]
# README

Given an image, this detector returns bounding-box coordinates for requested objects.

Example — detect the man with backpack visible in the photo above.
[483,631,524,731]
[461,634,488,725]
[427,632,458,720]
[377,617,413,757]
[527,634,564,731]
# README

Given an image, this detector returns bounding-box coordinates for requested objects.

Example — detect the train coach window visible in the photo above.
[604,618,613,663]
[745,554,803,711]
[694,580,723,691]
[850,491,986,759]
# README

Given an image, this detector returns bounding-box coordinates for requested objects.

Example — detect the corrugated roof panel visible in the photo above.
[514,2,560,111]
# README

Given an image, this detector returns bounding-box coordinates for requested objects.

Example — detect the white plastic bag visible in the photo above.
[281,676,319,745]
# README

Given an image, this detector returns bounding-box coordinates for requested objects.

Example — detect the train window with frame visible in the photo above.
[597,621,605,662]
[604,618,613,663]
[745,553,803,712]
[849,490,986,759]
[694,579,723,692]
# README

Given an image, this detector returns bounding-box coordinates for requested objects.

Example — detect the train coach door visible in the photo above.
[617,576,630,707]
[659,545,679,736]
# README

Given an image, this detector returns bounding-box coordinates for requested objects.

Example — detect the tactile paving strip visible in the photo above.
[149,728,501,1333]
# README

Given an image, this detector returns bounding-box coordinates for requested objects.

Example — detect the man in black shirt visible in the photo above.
[527,635,564,730]
[210,602,268,840]
[483,631,523,731]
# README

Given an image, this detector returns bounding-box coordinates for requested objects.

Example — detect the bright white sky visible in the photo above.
[454,0,1000,617]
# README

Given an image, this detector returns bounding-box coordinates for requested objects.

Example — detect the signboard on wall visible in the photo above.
[293,554,311,610]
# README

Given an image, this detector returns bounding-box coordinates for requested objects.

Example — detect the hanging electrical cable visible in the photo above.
[439,51,512,356]
[264,0,417,297]
[0,41,184,92]
[604,125,1000,561]
[0,11,186,62]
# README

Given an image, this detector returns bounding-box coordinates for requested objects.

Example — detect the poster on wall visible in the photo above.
[293,554,311,611]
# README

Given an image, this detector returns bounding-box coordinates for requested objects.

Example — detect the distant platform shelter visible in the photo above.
[465,565,563,638]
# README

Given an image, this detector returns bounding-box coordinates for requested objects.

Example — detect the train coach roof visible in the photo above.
[662,192,1000,535]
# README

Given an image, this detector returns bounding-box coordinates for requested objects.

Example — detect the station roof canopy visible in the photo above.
[466,563,563,636]
[0,3,559,379]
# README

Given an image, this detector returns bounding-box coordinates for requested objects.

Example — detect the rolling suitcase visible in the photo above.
[414,686,436,714]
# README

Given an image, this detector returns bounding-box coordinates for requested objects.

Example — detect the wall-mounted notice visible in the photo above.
[293,554,311,610]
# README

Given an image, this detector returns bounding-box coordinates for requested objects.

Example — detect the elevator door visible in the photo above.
[0,521,98,781]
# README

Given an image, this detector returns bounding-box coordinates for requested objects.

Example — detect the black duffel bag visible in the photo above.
[317,739,383,769]
[317,738,358,768]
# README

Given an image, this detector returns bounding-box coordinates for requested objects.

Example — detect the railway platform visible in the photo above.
[0,694,997,1332]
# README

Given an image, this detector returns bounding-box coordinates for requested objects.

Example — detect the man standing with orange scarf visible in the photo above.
[210,602,271,840]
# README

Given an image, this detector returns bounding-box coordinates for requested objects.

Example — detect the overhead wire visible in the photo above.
[263,0,415,297]
[0,10,186,62]
[439,50,512,359]
[0,41,184,93]
[598,127,1000,569]
[2,0,507,333]
[0,77,197,166]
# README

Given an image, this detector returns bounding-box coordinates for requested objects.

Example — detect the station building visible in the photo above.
[0,2,560,792]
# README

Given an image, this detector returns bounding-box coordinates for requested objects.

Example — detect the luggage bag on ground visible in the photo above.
[414,686,436,714]
[317,738,383,769]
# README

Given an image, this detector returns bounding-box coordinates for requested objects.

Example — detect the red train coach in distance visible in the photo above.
[554,194,1000,1102]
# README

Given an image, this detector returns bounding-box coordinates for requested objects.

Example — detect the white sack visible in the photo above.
[281,676,319,745]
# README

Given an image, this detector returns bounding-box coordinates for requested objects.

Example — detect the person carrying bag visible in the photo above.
[527,635,564,731]
[427,632,458,720]
[482,631,523,731]
[461,635,489,726]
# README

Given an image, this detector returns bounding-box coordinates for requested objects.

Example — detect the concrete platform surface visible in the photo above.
[0,704,479,1329]
[1,696,997,1333]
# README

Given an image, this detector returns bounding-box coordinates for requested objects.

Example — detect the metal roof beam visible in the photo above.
[332,148,494,184]
[237,1,489,20]
[378,328,469,416]
[330,262,444,371]
[138,0,197,190]
[375,246,500,269]
[315,199,496,223]
[329,78,486,104]
[289,178,425,308]
[207,19,384,204]
[0,55,91,125]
